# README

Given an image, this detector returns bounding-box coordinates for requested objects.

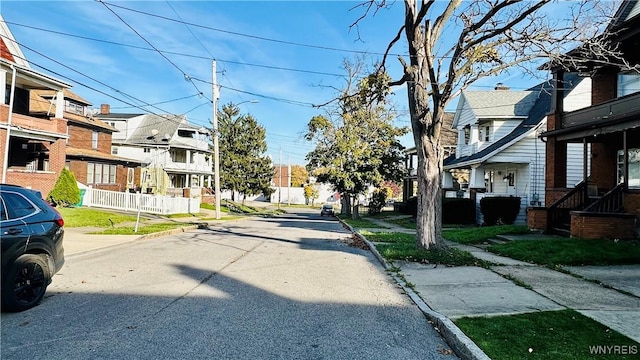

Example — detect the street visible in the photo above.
[1,208,455,360]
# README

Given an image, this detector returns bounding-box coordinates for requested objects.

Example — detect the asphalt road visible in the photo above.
[1,208,456,360]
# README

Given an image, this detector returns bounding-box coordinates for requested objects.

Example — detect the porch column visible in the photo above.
[469,165,485,189]
[623,130,628,190]
[55,90,64,118]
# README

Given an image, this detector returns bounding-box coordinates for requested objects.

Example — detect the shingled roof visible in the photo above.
[444,74,583,169]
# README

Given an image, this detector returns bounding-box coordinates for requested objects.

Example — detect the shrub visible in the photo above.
[368,187,392,215]
[480,196,521,225]
[443,198,476,224]
[48,168,80,206]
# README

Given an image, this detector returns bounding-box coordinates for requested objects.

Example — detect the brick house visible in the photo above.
[532,0,640,239]
[30,90,143,192]
[1,16,69,197]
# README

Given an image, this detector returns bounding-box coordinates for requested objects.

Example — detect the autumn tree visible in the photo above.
[354,0,624,249]
[217,103,274,204]
[306,59,407,216]
[290,165,309,187]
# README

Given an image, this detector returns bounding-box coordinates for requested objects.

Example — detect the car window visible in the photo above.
[0,192,38,220]
[0,196,7,221]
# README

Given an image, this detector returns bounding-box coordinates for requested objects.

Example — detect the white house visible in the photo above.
[95,104,213,196]
[443,76,592,224]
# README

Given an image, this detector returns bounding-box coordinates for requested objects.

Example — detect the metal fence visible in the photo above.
[82,187,201,215]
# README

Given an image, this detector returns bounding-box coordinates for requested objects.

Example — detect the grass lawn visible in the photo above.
[488,238,640,266]
[338,215,388,229]
[455,309,639,360]
[382,217,416,229]
[364,231,489,266]
[58,207,137,227]
[443,225,529,244]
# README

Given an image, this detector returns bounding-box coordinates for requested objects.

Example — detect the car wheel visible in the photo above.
[2,254,50,312]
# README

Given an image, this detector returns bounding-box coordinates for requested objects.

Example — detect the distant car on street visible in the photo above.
[1,184,65,312]
[320,204,335,217]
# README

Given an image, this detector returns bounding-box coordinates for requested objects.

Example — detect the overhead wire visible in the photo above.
[4,21,344,77]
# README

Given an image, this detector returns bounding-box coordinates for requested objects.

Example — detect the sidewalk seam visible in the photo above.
[342,220,491,360]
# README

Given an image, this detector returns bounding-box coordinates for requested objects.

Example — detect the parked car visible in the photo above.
[320,204,335,217]
[1,184,65,312]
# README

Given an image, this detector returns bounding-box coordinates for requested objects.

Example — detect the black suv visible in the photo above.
[1,184,65,312]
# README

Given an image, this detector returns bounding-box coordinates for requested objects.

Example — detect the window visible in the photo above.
[65,161,70,170]
[92,131,98,149]
[87,163,94,183]
[95,163,103,184]
[618,149,640,188]
[463,125,470,145]
[109,165,116,183]
[618,72,640,97]
[170,149,187,163]
[111,146,118,155]
[143,147,151,153]
[483,124,491,142]
[127,168,135,187]
[1,192,37,219]
[178,130,195,138]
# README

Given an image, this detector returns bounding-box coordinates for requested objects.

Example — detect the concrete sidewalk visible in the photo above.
[353,217,640,358]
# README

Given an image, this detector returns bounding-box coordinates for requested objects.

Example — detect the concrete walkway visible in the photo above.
[352,216,640,347]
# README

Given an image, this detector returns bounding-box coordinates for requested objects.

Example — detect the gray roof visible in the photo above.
[126,114,185,145]
[462,90,540,118]
[445,74,583,168]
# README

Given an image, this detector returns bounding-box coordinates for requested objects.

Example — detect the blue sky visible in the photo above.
[2,0,548,164]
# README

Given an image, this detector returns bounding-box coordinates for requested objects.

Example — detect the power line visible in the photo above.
[100,1,405,58]
[4,21,344,77]
[98,0,211,103]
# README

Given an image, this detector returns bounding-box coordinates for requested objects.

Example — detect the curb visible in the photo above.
[341,220,491,360]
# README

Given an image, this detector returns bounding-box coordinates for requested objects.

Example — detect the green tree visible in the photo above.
[290,165,309,187]
[217,103,274,204]
[305,59,407,217]
[355,0,621,249]
[48,168,80,206]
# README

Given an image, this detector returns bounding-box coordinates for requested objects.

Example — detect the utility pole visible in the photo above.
[287,155,291,206]
[278,148,282,209]
[212,60,221,220]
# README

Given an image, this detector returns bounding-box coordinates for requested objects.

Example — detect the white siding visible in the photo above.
[564,77,592,112]
[567,143,590,187]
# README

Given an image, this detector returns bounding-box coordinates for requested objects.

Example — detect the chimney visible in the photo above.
[494,83,510,90]
[100,104,110,115]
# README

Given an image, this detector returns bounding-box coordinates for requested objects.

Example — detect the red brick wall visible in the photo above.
[0,129,7,172]
[570,212,636,239]
[590,143,618,190]
[624,192,640,222]
[6,171,58,197]
[67,125,112,153]
[591,73,617,105]
[527,207,547,231]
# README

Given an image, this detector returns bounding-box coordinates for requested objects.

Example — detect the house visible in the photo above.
[1,15,69,196]
[30,90,144,193]
[533,0,640,239]
[443,78,591,225]
[94,104,213,196]
[402,112,458,202]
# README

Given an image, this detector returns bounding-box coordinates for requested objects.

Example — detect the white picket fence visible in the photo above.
[82,187,201,215]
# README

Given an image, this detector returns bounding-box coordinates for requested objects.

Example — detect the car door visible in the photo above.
[0,191,33,271]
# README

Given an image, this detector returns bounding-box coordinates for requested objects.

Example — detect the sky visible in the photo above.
[2,0,553,165]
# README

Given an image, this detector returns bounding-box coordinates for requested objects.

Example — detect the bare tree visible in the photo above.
[354,0,626,249]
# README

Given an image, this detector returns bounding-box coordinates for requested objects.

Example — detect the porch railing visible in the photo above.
[547,181,587,231]
[583,184,625,213]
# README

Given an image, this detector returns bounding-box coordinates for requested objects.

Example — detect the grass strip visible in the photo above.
[488,238,640,266]
[58,207,137,227]
[338,215,388,229]
[455,309,639,360]
[443,225,529,244]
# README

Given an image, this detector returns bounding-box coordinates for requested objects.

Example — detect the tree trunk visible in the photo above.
[414,132,444,250]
